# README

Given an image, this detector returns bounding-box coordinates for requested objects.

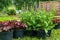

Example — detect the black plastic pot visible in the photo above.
[26,30,34,37]
[32,30,37,37]
[0,30,13,40]
[47,30,51,37]
[25,30,37,37]
[36,30,46,39]
[13,29,25,38]
[54,23,60,29]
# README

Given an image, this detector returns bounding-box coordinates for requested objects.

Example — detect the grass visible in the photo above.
[13,29,60,40]
[46,29,60,40]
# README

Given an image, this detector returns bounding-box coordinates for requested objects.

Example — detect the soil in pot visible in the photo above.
[13,29,25,38]
[0,30,13,40]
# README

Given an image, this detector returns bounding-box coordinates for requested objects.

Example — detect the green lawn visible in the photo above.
[13,29,60,40]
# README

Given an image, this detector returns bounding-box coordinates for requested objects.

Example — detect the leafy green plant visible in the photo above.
[0,0,11,11]
[36,9,56,33]
[7,9,16,15]
[0,16,17,21]
[20,10,36,30]
[20,9,55,33]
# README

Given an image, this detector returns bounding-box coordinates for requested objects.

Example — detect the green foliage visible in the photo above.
[7,9,16,15]
[20,10,36,30]
[20,9,55,33]
[0,16,17,21]
[14,0,40,10]
[6,5,16,15]
[14,0,24,9]
[36,9,56,33]
[0,0,11,11]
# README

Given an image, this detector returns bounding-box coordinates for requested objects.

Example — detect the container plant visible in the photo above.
[36,9,55,38]
[20,10,38,37]
[20,9,55,39]
[0,21,13,40]
[7,9,16,15]
[20,10,45,37]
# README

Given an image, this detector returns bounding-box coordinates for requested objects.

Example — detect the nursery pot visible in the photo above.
[25,30,37,37]
[54,23,60,29]
[47,30,51,37]
[32,30,37,37]
[13,29,25,38]
[37,30,46,39]
[25,30,34,37]
[0,30,13,40]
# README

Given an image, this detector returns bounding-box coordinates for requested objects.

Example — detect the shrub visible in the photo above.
[7,9,16,15]
[20,9,55,33]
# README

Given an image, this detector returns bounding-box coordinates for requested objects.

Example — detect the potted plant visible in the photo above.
[37,9,55,38]
[9,20,27,38]
[20,10,38,37]
[20,10,46,38]
[7,9,16,15]
[40,9,55,36]
[0,21,13,40]
[20,9,55,39]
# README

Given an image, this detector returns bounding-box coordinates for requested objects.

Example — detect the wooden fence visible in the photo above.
[39,1,60,16]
